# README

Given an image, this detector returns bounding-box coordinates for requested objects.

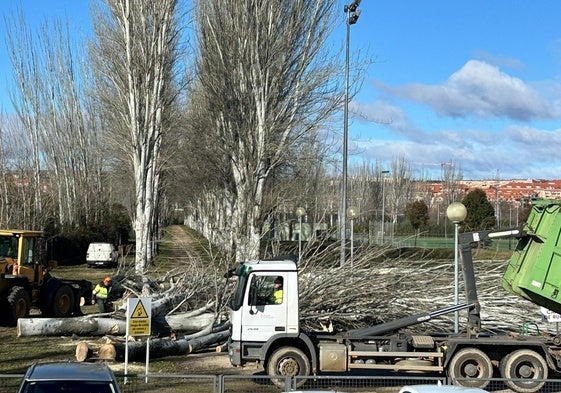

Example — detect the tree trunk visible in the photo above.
[17,316,127,337]
[92,330,230,361]
[163,312,215,332]
[17,311,215,337]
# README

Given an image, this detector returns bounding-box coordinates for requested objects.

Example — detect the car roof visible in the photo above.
[24,362,116,382]
[399,385,488,393]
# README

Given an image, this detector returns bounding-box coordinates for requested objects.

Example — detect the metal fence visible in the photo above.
[4,373,561,393]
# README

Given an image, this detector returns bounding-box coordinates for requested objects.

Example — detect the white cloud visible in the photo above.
[353,122,561,180]
[349,60,561,179]
[352,100,430,142]
[383,60,559,121]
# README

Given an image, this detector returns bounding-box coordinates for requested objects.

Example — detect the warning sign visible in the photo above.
[127,298,152,336]
[131,300,149,318]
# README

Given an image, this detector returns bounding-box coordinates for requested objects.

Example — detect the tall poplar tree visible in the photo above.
[90,0,181,273]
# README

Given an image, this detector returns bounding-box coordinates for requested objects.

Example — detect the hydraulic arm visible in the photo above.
[459,228,523,337]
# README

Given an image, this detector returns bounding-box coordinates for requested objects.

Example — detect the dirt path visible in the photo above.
[164,225,203,258]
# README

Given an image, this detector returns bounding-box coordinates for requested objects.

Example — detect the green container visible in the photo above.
[502,199,561,314]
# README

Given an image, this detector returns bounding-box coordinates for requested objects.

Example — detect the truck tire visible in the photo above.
[267,347,310,388]
[7,286,31,326]
[448,347,493,389]
[50,284,75,317]
[500,349,548,393]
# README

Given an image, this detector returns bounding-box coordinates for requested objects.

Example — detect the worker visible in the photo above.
[272,276,283,304]
[92,276,113,313]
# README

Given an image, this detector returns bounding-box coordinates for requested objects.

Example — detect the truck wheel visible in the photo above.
[500,349,548,393]
[51,285,75,317]
[267,347,310,388]
[448,347,493,389]
[7,286,31,325]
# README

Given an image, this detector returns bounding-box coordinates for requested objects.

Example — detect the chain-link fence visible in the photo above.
[5,373,561,393]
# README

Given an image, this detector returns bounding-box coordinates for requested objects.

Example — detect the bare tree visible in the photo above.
[5,12,45,229]
[386,157,413,242]
[190,0,343,261]
[0,115,42,228]
[441,160,464,205]
[346,161,387,243]
[89,0,182,273]
[5,12,105,230]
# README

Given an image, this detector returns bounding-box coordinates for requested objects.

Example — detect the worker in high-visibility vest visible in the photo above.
[272,276,283,304]
[92,276,113,312]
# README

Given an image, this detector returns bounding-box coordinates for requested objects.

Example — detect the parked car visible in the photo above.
[399,384,489,393]
[86,242,118,268]
[17,361,121,393]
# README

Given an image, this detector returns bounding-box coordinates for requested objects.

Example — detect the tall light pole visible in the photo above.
[340,0,361,267]
[446,202,467,334]
[347,206,359,269]
[296,207,306,262]
[381,170,389,244]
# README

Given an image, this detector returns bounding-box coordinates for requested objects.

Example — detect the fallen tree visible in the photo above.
[17,312,217,338]
[17,316,127,337]
[75,330,230,361]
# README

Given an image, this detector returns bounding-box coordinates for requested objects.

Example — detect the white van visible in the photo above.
[86,242,118,268]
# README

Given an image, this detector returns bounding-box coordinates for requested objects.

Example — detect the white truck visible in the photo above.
[86,242,118,268]
[227,199,561,393]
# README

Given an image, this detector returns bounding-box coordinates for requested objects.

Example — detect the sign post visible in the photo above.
[125,298,152,383]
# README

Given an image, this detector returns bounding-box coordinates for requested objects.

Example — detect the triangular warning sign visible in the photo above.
[131,300,149,318]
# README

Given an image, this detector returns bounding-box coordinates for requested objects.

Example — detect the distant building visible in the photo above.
[426,179,561,205]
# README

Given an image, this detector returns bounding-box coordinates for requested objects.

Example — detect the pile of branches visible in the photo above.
[296,239,548,336]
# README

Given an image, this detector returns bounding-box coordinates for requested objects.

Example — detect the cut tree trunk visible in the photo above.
[18,312,218,337]
[163,312,215,332]
[17,316,127,337]
[75,342,92,362]
[75,341,116,361]
[81,330,231,361]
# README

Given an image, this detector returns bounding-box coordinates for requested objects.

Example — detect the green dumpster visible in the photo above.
[502,199,561,314]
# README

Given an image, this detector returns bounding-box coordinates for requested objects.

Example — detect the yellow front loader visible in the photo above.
[0,230,92,326]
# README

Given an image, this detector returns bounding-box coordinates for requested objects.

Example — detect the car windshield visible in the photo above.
[21,381,118,393]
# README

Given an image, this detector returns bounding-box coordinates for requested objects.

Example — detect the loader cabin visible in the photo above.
[0,230,52,282]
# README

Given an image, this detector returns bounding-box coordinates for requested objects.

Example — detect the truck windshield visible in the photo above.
[230,274,248,311]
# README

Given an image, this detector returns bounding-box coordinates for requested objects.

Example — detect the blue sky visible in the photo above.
[2,1,561,180]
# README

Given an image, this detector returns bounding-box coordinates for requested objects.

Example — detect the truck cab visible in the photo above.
[228,258,300,365]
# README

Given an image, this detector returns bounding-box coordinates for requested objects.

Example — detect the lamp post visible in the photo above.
[347,206,359,269]
[381,170,389,244]
[296,207,306,262]
[446,202,467,333]
[340,0,361,268]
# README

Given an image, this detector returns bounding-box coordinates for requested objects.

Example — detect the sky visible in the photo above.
[1,1,561,180]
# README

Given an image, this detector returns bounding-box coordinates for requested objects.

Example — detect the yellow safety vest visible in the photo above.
[93,283,110,299]
[273,289,283,304]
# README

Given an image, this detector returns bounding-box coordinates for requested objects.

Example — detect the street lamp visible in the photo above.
[340,0,361,268]
[381,170,390,244]
[446,202,467,334]
[347,206,359,269]
[296,207,306,262]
